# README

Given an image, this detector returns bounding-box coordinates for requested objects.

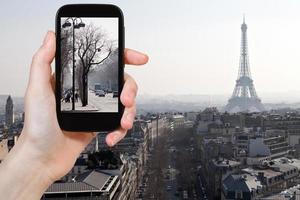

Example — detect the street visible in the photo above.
[61,90,118,112]
[143,120,209,200]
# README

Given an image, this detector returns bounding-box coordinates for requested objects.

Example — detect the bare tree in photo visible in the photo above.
[88,49,119,92]
[76,24,115,107]
[61,29,73,95]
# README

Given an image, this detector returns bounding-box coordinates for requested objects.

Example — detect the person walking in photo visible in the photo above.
[75,92,79,103]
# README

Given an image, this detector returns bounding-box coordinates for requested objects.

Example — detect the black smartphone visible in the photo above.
[55,4,124,132]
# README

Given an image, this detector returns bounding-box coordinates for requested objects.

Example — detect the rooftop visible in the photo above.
[242,168,282,179]
[212,158,240,168]
[223,173,262,193]
[45,169,119,194]
[172,115,185,119]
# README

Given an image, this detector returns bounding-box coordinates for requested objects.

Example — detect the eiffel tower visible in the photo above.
[225,17,265,113]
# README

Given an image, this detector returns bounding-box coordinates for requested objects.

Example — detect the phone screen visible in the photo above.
[60,17,118,113]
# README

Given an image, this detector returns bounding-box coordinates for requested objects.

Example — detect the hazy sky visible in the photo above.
[1,0,300,101]
[61,17,118,41]
[61,17,118,61]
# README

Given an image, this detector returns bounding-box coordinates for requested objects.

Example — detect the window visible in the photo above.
[236,191,243,199]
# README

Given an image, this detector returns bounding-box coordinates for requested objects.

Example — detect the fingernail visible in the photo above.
[111,135,119,146]
[108,137,114,146]
[126,112,134,123]
[43,31,51,46]
[109,140,115,147]
[142,53,149,60]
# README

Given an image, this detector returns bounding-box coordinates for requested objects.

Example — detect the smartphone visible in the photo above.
[55,4,124,131]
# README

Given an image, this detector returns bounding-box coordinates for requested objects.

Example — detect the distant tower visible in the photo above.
[5,95,14,127]
[225,17,264,113]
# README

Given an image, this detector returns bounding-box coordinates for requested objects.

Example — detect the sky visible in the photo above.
[61,17,118,61]
[62,17,119,41]
[1,0,300,102]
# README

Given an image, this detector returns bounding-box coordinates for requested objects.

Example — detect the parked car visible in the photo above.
[95,90,105,97]
[113,91,118,98]
[183,190,188,199]
[166,185,172,191]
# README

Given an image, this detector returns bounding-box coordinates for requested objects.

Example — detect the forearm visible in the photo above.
[0,135,53,200]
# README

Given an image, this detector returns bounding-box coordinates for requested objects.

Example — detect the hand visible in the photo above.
[0,31,148,200]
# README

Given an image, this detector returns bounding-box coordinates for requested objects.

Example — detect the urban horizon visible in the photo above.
[1,1,300,97]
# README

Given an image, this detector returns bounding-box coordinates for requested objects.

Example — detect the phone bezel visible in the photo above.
[55,4,124,132]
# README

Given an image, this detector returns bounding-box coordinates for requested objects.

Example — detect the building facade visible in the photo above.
[5,95,14,128]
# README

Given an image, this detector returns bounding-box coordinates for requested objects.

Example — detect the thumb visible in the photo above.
[28,31,56,92]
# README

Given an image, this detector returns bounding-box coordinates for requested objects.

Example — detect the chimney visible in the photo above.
[258,172,264,180]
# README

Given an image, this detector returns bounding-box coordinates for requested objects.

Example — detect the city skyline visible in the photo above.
[3,2,300,198]
[1,1,300,102]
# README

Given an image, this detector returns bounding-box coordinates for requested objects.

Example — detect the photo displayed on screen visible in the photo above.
[60,17,118,112]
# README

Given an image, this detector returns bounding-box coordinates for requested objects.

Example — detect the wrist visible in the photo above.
[0,133,53,200]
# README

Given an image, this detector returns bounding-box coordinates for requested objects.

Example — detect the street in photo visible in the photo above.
[60,17,119,112]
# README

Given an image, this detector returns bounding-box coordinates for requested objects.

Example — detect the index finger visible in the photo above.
[124,48,149,65]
